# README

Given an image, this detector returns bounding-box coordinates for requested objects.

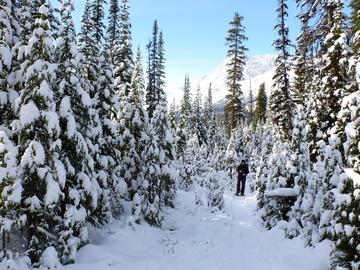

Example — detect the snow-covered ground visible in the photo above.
[63,191,331,270]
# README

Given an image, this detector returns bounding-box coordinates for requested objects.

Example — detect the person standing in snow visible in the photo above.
[236,160,249,196]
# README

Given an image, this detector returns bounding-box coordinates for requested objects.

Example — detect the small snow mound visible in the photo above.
[40,246,60,269]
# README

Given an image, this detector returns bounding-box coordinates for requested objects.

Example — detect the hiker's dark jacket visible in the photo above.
[237,163,249,179]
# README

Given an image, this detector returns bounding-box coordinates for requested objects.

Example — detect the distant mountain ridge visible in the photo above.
[194,54,276,105]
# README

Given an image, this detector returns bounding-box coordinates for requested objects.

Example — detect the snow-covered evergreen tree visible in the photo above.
[79,0,113,226]
[224,12,248,135]
[156,31,166,104]
[292,18,312,107]
[286,105,311,238]
[145,24,168,119]
[192,86,207,147]
[307,0,349,160]
[256,125,274,210]
[203,83,214,129]
[176,75,192,158]
[253,82,267,127]
[106,0,120,63]
[0,131,22,257]
[140,125,163,226]
[169,98,176,131]
[14,2,64,262]
[117,48,148,215]
[328,14,360,262]
[206,169,225,211]
[270,0,293,141]
[0,0,20,128]
[339,7,360,172]
[97,41,122,223]
[330,175,360,270]
[177,136,197,191]
[261,136,294,229]
[114,0,133,97]
[301,137,343,245]
[151,97,176,208]
[54,0,97,262]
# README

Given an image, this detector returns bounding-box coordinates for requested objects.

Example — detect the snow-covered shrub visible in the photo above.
[261,137,295,229]
[330,175,360,270]
[286,106,311,239]
[256,126,273,210]
[40,247,60,269]
[206,170,225,211]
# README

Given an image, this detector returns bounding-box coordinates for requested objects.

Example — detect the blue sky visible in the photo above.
[70,0,300,94]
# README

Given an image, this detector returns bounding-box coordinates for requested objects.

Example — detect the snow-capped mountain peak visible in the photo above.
[194,54,276,103]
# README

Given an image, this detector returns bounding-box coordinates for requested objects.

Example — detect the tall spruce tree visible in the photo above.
[270,0,293,141]
[292,17,312,107]
[329,3,360,260]
[0,0,21,246]
[15,2,64,263]
[79,0,108,226]
[114,0,133,97]
[347,19,360,173]
[224,12,248,135]
[79,0,99,100]
[90,0,106,45]
[106,0,120,63]
[307,0,349,160]
[296,0,341,53]
[117,48,147,204]
[156,31,166,103]
[146,20,159,119]
[55,0,95,263]
[146,23,166,119]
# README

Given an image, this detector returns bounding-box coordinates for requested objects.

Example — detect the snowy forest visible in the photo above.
[0,0,359,269]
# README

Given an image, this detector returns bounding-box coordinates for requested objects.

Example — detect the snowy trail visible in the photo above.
[64,191,331,270]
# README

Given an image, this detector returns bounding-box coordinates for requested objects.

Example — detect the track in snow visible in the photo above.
[64,191,331,270]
